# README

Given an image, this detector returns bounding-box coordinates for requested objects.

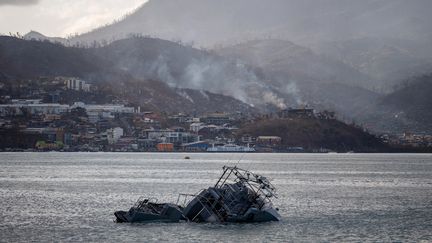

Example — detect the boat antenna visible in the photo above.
[234,153,246,168]
[227,152,236,166]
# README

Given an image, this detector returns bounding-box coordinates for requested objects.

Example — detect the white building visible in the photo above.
[72,102,134,114]
[11,99,42,105]
[190,122,205,133]
[107,127,124,144]
[0,103,70,117]
[144,129,197,144]
[72,102,135,123]
[66,78,91,92]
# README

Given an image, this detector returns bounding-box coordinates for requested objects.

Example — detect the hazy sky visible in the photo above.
[0,0,148,37]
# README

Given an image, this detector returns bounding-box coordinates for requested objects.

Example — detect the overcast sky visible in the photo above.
[0,0,148,37]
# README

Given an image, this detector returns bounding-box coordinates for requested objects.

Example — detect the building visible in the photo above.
[21,127,63,143]
[114,137,138,151]
[144,129,197,144]
[181,141,209,152]
[72,102,135,123]
[107,127,124,144]
[0,100,135,118]
[168,113,191,123]
[157,143,174,152]
[72,102,135,114]
[0,103,70,117]
[241,134,255,144]
[137,138,158,150]
[43,114,62,122]
[11,99,42,105]
[256,136,282,146]
[66,78,91,92]
[278,108,315,119]
[190,122,205,133]
[201,113,231,125]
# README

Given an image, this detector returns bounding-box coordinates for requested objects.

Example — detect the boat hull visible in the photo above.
[182,188,281,223]
[226,208,281,223]
[114,204,184,223]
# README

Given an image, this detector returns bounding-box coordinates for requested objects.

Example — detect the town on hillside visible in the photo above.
[0,77,431,152]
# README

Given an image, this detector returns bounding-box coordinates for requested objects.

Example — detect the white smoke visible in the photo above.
[176,90,194,103]
[284,82,303,105]
[263,91,287,109]
[119,41,291,109]
[182,58,253,104]
[147,54,176,87]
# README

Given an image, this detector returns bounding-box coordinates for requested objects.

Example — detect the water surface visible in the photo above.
[0,153,431,242]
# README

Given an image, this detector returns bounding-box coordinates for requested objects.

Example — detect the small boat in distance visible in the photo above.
[114,166,280,223]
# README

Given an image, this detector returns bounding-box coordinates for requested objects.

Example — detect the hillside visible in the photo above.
[0,36,112,81]
[3,36,297,110]
[91,37,280,108]
[352,75,432,134]
[24,31,69,45]
[379,75,432,131]
[0,36,256,114]
[216,39,374,88]
[215,39,381,120]
[312,38,432,91]
[67,0,432,92]
[2,36,431,134]
[74,0,432,47]
[236,117,388,152]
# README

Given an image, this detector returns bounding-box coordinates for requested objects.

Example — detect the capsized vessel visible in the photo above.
[114,166,281,223]
[114,198,185,223]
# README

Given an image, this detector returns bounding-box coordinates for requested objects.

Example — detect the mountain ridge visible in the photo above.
[0,36,256,114]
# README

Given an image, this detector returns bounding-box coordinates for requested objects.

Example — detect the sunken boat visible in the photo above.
[114,198,185,223]
[114,166,281,223]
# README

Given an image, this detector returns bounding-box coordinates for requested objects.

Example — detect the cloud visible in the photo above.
[0,0,147,37]
[0,0,39,6]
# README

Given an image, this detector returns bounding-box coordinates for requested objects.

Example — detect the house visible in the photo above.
[190,122,205,133]
[181,141,209,152]
[137,138,158,150]
[201,113,231,125]
[144,128,197,144]
[256,136,282,146]
[72,102,135,123]
[168,113,191,123]
[241,134,255,144]
[0,103,70,116]
[107,127,124,144]
[157,143,174,152]
[66,78,91,92]
[278,108,315,119]
[114,137,138,151]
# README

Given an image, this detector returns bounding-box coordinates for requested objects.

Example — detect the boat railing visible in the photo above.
[215,167,276,196]
[176,190,202,207]
[177,193,228,222]
[132,197,160,212]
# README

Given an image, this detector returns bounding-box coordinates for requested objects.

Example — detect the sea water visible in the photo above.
[0,153,431,242]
